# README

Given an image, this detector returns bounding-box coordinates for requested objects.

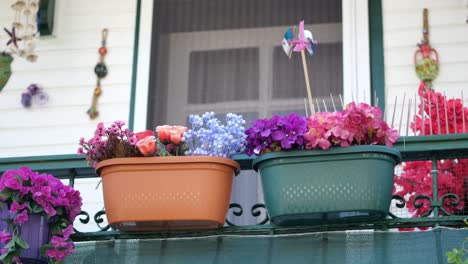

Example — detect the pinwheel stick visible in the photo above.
[301,49,315,115]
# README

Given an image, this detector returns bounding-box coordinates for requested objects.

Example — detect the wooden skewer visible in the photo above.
[421,95,425,136]
[444,92,449,134]
[301,49,315,114]
[399,93,406,134]
[414,93,417,136]
[435,96,441,134]
[454,97,457,134]
[315,98,321,112]
[391,96,398,128]
[462,91,466,133]
[428,92,432,135]
[322,99,328,112]
[339,94,344,109]
[406,98,412,137]
[330,93,337,112]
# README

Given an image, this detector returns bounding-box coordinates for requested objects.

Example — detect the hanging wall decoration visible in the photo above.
[0,52,13,92]
[87,29,108,120]
[1,0,40,92]
[4,0,40,62]
[21,83,48,108]
[414,8,439,91]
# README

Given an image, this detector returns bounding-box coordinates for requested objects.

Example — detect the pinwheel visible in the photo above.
[281,20,318,114]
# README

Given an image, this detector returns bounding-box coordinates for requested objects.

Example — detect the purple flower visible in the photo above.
[245,113,307,156]
[0,167,82,263]
[27,84,40,95]
[0,231,12,244]
[10,201,27,214]
[21,92,32,108]
[13,210,29,225]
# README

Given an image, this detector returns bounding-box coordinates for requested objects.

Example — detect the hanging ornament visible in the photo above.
[414,8,439,91]
[87,29,109,119]
[21,83,48,108]
[3,0,39,63]
[0,53,13,92]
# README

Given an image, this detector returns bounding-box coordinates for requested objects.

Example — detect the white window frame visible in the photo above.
[133,0,371,130]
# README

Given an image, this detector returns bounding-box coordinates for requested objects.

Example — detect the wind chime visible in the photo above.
[1,0,39,92]
[414,8,439,91]
[87,29,109,119]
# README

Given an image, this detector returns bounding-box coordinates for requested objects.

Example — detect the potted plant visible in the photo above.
[245,102,401,225]
[0,167,83,264]
[78,112,246,231]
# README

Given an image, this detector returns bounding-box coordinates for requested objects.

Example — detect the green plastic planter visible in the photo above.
[253,145,401,225]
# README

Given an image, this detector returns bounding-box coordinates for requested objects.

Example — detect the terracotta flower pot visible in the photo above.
[95,156,240,231]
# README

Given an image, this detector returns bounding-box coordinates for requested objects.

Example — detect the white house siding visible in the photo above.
[0,0,137,231]
[0,0,137,158]
[382,0,468,135]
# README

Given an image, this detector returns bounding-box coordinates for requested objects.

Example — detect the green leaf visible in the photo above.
[0,251,9,260]
[4,237,16,249]
[15,237,29,249]
[0,189,12,200]
[56,207,64,216]
[32,205,44,214]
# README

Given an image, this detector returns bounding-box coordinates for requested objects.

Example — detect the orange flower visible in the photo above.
[156,125,187,144]
[136,136,156,156]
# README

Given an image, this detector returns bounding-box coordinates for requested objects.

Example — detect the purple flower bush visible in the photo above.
[245,103,399,155]
[78,120,142,168]
[245,113,307,155]
[183,112,247,158]
[0,167,82,263]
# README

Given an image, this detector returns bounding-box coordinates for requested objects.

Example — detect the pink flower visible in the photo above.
[46,248,67,262]
[12,256,23,264]
[61,225,74,240]
[9,201,27,214]
[156,125,187,144]
[3,177,22,190]
[136,136,157,156]
[135,130,154,141]
[0,231,12,244]
[13,210,28,225]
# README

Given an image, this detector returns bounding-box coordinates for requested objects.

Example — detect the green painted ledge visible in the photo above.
[1,134,468,175]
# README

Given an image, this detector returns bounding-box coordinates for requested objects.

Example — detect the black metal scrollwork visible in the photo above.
[413,194,433,217]
[388,195,406,218]
[439,193,461,216]
[251,204,269,225]
[226,203,243,226]
[94,210,111,231]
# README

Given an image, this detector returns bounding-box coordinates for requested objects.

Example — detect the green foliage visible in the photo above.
[447,220,468,264]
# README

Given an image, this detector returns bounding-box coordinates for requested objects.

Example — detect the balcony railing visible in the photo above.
[0,134,467,241]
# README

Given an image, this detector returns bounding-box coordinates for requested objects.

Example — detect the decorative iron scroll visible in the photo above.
[251,204,269,225]
[226,203,243,226]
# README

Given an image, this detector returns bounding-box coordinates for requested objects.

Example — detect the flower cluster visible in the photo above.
[155,125,188,156]
[394,160,466,218]
[78,121,142,167]
[412,84,468,135]
[394,87,468,220]
[21,84,49,108]
[183,112,247,158]
[0,167,82,263]
[79,113,247,164]
[245,103,398,156]
[245,113,307,155]
[305,102,399,150]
